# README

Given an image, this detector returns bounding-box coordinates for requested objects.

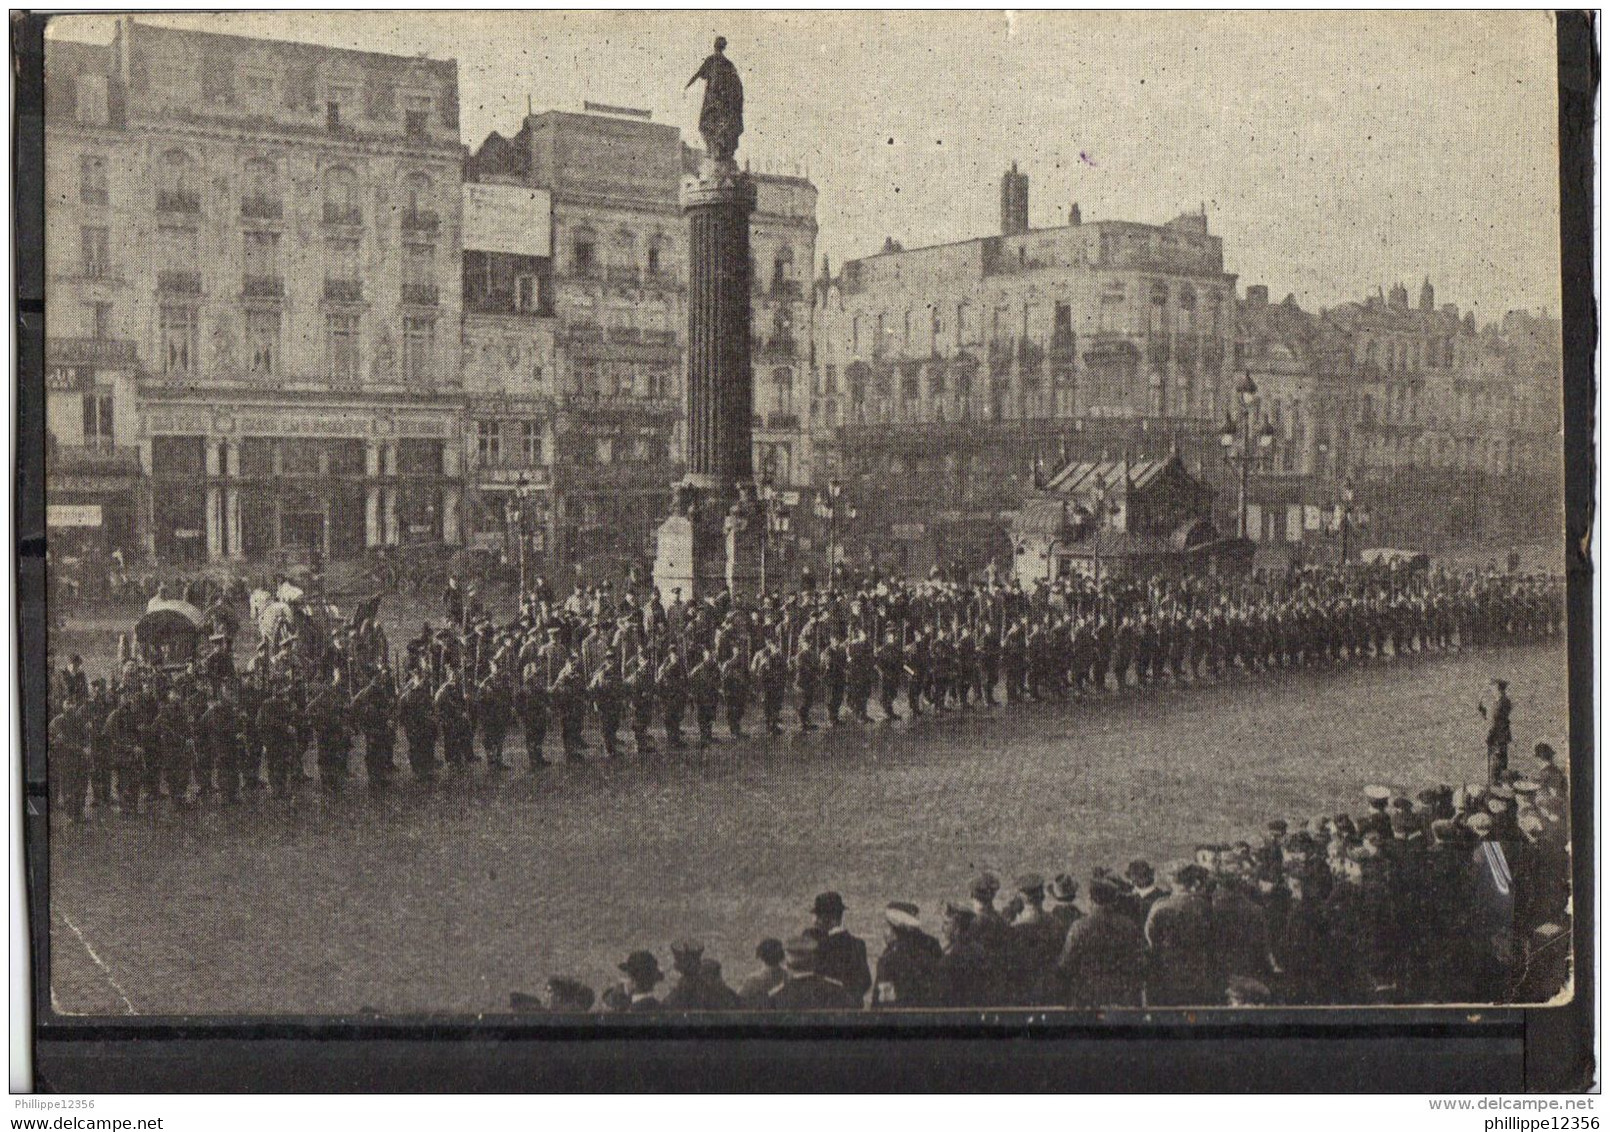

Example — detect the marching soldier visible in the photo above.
[874,630,903,721]
[397,671,438,782]
[434,670,475,771]
[589,651,626,758]
[194,682,244,804]
[257,679,301,797]
[821,630,847,725]
[48,696,88,820]
[552,653,589,761]
[752,640,786,736]
[657,648,689,748]
[352,668,398,788]
[627,649,659,755]
[719,647,750,739]
[308,674,353,792]
[515,662,550,770]
[477,664,514,770]
[688,648,721,747]
[793,634,821,731]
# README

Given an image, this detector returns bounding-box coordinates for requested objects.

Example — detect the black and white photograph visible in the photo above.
[30,9,1578,1038]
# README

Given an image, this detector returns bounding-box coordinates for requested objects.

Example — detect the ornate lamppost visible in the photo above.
[1329,479,1371,565]
[757,468,793,592]
[1220,371,1277,539]
[813,476,857,581]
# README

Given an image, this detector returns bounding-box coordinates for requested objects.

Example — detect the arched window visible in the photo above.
[1148,282,1168,336]
[612,229,636,277]
[1177,286,1197,335]
[773,366,794,414]
[322,166,360,224]
[572,225,597,276]
[402,172,435,229]
[157,149,199,213]
[646,233,666,278]
[242,158,279,217]
[771,245,794,293]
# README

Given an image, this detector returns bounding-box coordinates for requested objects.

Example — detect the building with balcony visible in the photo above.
[807,164,1238,575]
[1231,282,1562,555]
[45,19,467,564]
[456,179,559,567]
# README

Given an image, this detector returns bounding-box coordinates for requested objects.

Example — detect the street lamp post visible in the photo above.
[1220,371,1276,540]
[757,470,793,593]
[813,476,857,581]
[1330,480,1371,565]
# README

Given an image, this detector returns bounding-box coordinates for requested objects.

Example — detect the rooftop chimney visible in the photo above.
[1245,284,1269,307]
[1069,201,1081,226]
[1000,162,1029,236]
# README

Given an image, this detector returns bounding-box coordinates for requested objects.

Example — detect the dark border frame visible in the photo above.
[12,9,1597,1092]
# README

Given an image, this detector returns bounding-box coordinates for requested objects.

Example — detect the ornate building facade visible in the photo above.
[1233,281,1562,555]
[46,19,466,565]
[808,166,1237,575]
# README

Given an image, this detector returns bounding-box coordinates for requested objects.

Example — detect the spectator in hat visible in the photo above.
[1004,873,1062,1006]
[511,976,597,1014]
[804,891,871,1004]
[766,936,861,1011]
[1057,872,1146,1009]
[1532,743,1565,794]
[737,938,788,1009]
[871,902,943,1009]
[1117,860,1168,928]
[663,939,740,1011]
[611,950,665,1012]
[1144,863,1221,1007]
[937,903,990,1008]
[1046,873,1085,940]
[1358,786,1393,840]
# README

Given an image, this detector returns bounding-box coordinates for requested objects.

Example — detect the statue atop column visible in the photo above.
[686,36,743,164]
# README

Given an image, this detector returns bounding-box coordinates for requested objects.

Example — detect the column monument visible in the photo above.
[653,37,763,598]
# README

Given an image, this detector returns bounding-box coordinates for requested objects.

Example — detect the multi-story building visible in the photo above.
[469,107,819,583]
[1232,281,1562,554]
[808,165,1237,575]
[469,107,685,581]
[457,179,558,572]
[46,19,466,566]
[749,173,818,489]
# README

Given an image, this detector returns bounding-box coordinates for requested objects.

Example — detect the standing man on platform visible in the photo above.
[1479,677,1513,784]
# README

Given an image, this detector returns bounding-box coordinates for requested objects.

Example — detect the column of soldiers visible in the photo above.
[47,564,1562,818]
[509,740,1569,1014]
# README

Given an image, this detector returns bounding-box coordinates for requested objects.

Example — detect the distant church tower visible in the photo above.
[1419,277,1435,312]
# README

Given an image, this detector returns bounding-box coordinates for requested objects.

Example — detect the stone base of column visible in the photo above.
[652,481,765,600]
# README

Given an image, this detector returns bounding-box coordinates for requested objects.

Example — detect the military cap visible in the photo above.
[670,939,704,962]
[969,873,1000,902]
[1389,809,1419,835]
[1491,783,1516,801]
[1049,874,1080,903]
[942,901,975,925]
[1429,819,1458,843]
[1391,796,1414,813]
[1125,860,1155,887]
[1266,819,1288,836]
[1364,785,1391,805]
[1466,813,1495,837]
[1416,788,1440,807]
[1486,797,1510,815]
[618,950,663,986]
[884,902,922,930]
[1015,873,1045,896]
[1513,779,1542,796]
[755,938,785,966]
[811,891,846,918]
[1465,782,1488,800]
[1534,742,1557,762]
[1518,812,1545,838]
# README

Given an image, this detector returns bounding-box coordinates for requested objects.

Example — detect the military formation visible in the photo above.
[517,738,1569,1012]
[47,562,1561,819]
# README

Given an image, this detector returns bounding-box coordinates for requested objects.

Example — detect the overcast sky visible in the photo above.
[53,10,1563,321]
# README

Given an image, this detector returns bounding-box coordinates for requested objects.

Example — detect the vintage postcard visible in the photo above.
[37,10,1570,1022]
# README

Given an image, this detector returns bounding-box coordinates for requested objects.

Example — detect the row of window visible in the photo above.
[473,420,543,467]
[106,149,442,226]
[839,292,1226,358]
[157,304,436,382]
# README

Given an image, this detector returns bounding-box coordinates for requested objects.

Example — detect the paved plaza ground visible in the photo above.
[47,634,1568,1017]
